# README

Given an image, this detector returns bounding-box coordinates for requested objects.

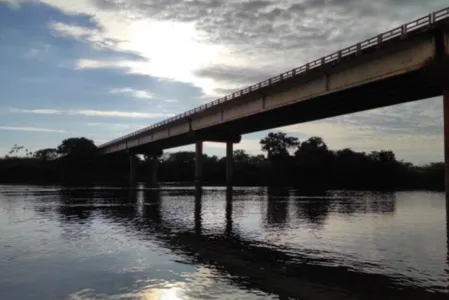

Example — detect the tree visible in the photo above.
[260,132,299,160]
[295,136,328,155]
[34,148,58,161]
[233,150,250,164]
[294,137,332,188]
[57,138,98,157]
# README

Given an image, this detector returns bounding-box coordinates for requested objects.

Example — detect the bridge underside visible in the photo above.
[130,61,447,154]
[201,64,446,137]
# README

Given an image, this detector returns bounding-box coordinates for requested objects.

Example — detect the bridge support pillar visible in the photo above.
[444,89,449,196]
[226,141,233,187]
[195,141,203,189]
[129,152,136,187]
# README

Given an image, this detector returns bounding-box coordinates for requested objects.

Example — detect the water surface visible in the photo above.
[0,185,448,299]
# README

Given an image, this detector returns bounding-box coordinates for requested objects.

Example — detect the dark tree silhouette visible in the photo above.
[57,138,98,157]
[34,148,58,161]
[0,133,444,190]
[260,132,299,160]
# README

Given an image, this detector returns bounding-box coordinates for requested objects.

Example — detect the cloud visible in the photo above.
[11,108,61,114]
[0,0,21,9]
[23,44,51,59]
[24,48,40,58]
[77,110,168,118]
[204,139,263,155]
[86,122,146,130]
[36,0,445,99]
[110,87,153,99]
[74,59,127,70]
[49,21,121,50]
[10,108,169,118]
[0,126,66,133]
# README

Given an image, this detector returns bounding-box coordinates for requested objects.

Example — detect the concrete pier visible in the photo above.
[195,141,203,188]
[226,141,233,187]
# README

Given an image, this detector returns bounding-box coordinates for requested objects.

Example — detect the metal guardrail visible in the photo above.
[99,7,449,149]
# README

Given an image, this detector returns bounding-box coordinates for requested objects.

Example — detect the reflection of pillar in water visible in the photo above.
[446,191,449,294]
[145,188,162,224]
[444,89,449,200]
[226,142,233,187]
[149,156,159,187]
[129,152,136,187]
[225,187,233,236]
[195,188,202,235]
[266,187,289,226]
[195,141,203,189]
[443,81,449,293]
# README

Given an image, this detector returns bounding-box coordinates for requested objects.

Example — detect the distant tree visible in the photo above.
[369,150,396,162]
[260,132,299,160]
[295,136,328,155]
[7,144,24,157]
[34,148,58,161]
[233,150,250,164]
[57,138,98,157]
[294,137,332,188]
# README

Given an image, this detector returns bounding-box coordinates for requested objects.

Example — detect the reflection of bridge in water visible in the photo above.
[46,187,448,300]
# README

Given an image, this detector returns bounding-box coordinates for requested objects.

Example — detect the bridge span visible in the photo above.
[99,7,449,188]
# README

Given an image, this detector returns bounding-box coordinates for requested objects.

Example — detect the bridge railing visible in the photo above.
[99,7,449,149]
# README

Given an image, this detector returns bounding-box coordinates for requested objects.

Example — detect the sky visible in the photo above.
[0,0,447,164]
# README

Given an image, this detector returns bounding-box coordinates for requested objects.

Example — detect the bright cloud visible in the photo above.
[49,16,233,97]
[10,108,169,118]
[0,126,66,133]
[110,87,153,99]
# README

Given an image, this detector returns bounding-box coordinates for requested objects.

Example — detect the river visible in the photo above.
[0,185,448,299]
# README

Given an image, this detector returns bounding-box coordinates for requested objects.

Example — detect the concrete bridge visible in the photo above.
[99,7,449,188]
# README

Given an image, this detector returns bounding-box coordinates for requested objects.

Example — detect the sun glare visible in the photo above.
[126,20,218,82]
[141,286,183,300]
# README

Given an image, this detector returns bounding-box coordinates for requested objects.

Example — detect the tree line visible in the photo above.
[0,132,444,190]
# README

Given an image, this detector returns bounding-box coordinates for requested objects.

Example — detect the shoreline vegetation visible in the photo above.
[0,132,444,191]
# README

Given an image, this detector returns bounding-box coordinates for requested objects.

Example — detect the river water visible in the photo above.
[0,185,448,299]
